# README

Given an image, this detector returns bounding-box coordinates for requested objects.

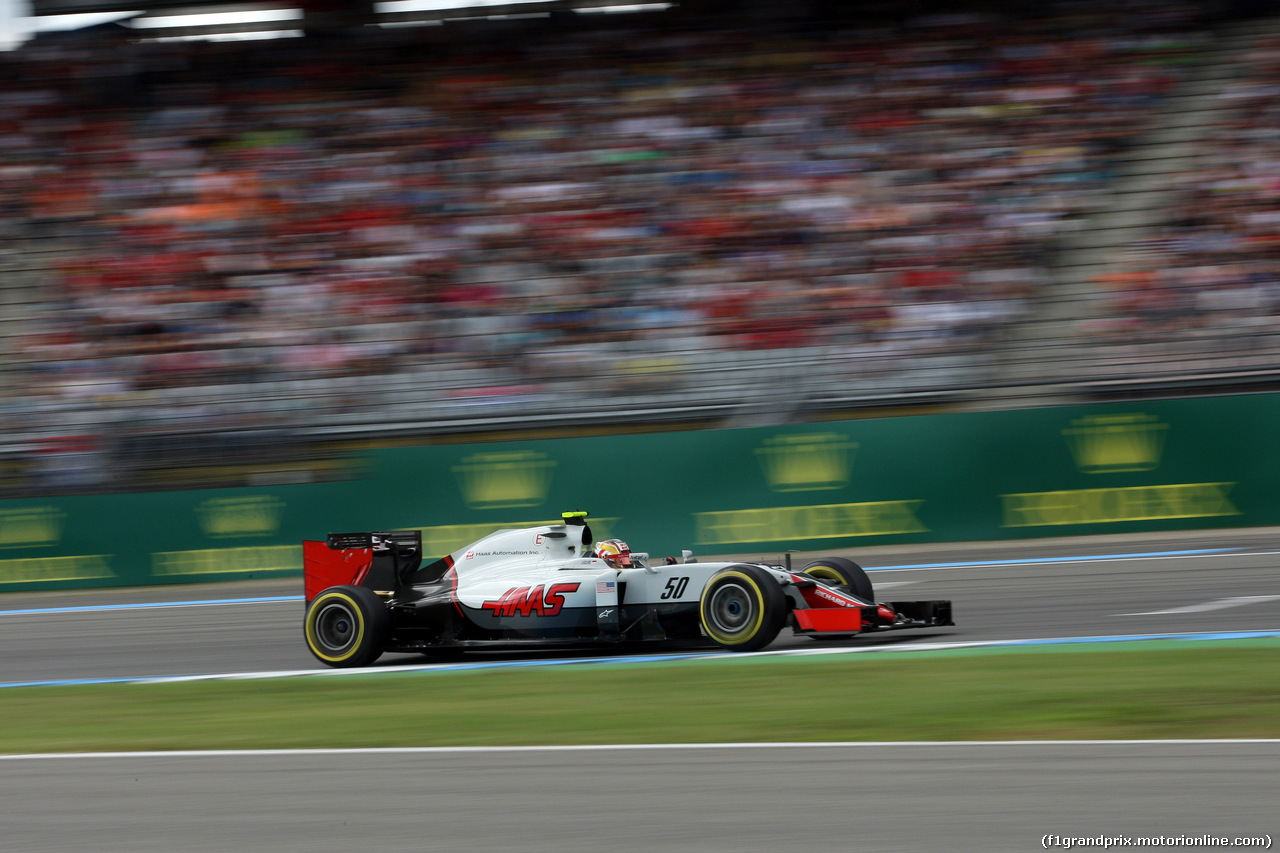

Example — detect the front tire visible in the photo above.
[304,585,389,668]
[801,557,874,601]
[699,565,787,652]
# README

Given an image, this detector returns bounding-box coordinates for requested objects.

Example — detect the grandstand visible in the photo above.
[2,0,1278,496]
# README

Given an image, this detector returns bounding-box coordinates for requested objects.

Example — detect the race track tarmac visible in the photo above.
[1,526,1278,684]
[3,742,1277,853]
[2,528,1278,852]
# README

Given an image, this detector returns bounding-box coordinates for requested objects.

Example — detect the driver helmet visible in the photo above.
[596,538,632,568]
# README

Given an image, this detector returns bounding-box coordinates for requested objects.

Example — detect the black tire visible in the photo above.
[801,557,874,602]
[304,585,390,668]
[699,565,787,652]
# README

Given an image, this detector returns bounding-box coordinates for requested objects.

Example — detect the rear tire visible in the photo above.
[304,585,389,668]
[801,557,874,601]
[699,565,787,652]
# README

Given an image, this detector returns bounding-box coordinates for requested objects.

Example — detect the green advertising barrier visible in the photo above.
[2,393,1276,592]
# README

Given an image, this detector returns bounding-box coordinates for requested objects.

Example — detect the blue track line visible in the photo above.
[0,596,304,617]
[863,547,1240,572]
[984,630,1280,645]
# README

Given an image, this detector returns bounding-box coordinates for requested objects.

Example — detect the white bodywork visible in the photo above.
[445,522,804,618]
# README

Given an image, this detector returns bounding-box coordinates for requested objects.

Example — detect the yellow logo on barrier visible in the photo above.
[1002,483,1239,527]
[0,555,113,584]
[696,501,926,545]
[1001,414,1236,528]
[755,434,857,492]
[197,496,284,538]
[453,451,556,510]
[1063,414,1167,473]
[0,507,64,549]
[152,545,302,577]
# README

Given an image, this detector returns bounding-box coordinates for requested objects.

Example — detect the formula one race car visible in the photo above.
[302,512,953,667]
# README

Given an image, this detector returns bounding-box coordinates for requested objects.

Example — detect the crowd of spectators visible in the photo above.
[0,1,1230,493]
[1083,31,1280,372]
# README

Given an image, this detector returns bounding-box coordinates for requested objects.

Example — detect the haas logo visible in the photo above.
[481,583,580,618]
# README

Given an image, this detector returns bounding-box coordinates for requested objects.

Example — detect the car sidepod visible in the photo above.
[452,566,618,639]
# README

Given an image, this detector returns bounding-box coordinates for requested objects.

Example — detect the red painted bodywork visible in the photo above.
[793,607,864,633]
[787,573,871,609]
[793,582,861,610]
[303,540,372,602]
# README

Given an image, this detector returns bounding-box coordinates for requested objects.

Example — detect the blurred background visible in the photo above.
[2,0,1278,498]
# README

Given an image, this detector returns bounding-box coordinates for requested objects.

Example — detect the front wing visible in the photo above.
[785,572,953,636]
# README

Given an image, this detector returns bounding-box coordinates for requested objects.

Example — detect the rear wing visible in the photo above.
[303,530,424,602]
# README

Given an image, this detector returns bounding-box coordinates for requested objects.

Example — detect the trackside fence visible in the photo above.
[2,393,1277,592]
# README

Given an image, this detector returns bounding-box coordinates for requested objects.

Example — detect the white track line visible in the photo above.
[4,740,1280,761]
[1122,595,1280,616]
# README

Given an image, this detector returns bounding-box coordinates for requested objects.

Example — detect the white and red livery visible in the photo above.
[302,511,953,667]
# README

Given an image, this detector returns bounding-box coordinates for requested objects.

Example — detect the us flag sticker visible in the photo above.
[597,581,616,594]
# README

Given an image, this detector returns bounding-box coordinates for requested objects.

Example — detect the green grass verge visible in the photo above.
[3,641,1279,753]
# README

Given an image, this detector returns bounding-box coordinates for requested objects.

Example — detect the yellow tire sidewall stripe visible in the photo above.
[305,591,366,663]
[805,566,846,584]
[701,570,765,645]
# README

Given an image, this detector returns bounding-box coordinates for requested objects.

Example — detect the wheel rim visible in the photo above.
[707,582,754,635]
[313,601,358,653]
